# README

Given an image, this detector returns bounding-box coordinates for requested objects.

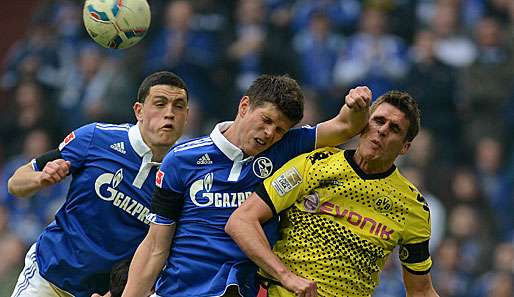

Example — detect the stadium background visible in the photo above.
[0,0,512,296]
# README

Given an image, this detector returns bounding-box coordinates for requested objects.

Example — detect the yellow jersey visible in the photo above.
[257,148,432,297]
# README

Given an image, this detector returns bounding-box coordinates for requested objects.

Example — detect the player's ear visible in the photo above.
[133,101,143,121]
[238,96,250,117]
[399,141,411,155]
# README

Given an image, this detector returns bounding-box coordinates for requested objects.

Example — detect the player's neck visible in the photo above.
[222,122,242,148]
[353,149,393,175]
[150,145,169,162]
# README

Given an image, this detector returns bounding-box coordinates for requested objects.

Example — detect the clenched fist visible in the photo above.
[345,86,372,111]
[280,271,317,297]
[39,159,71,187]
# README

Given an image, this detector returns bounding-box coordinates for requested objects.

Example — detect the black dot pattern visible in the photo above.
[268,149,425,296]
[274,207,386,296]
[303,151,410,225]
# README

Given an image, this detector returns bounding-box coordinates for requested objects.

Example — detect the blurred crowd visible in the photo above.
[0,0,513,296]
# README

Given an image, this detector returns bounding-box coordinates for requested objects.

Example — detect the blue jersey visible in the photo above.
[33,123,160,297]
[151,121,317,297]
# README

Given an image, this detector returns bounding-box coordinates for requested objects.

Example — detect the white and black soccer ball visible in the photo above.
[83,0,151,49]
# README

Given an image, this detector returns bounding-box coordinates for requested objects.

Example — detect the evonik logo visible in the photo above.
[319,201,395,241]
[94,168,150,224]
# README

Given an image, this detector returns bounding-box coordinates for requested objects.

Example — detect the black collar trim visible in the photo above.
[344,150,396,180]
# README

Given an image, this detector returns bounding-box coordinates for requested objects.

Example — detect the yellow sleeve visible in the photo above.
[261,151,315,214]
[399,191,433,274]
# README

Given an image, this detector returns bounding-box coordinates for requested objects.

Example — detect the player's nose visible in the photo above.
[165,105,176,119]
[377,124,389,136]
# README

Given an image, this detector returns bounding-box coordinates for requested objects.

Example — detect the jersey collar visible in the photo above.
[128,123,152,158]
[344,150,396,180]
[210,121,253,162]
[129,123,160,188]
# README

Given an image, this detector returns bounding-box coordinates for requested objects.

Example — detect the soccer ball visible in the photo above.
[83,0,151,49]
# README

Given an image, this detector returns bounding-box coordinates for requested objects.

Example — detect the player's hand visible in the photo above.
[280,271,317,297]
[39,159,71,187]
[345,86,372,111]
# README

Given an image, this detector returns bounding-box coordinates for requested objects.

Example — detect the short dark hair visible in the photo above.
[137,71,188,103]
[244,74,304,125]
[109,259,130,297]
[370,91,421,142]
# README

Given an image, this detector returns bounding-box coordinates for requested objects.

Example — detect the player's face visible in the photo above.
[134,84,188,151]
[358,103,411,165]
[238,97,294,156]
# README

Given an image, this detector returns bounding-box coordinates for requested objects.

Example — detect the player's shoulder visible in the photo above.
[303,147,343,164]
[171,136,213,154]
[69,122,131,136]
[395,170,432,223]
[86,122,132,145]
[394,170,423,200]
[79,122,131,145]
[162,136,213,163]
[93,122,132,134]
[279,125,317,142]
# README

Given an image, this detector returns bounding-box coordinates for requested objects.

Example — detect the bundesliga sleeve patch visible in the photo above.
[58,132,76,150]
[271,167,302,196]
[156,169,165,188]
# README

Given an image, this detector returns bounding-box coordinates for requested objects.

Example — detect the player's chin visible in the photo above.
[158,133,180,146]
[361,147,380,160]
[248,145,269,156]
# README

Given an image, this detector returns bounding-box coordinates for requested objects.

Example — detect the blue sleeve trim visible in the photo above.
[31,159,39,171]
[146,213,175,225]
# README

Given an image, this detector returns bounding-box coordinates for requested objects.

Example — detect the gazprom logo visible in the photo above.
[94,168,150,224]
[95,169,123,201]
[203,172,213,192]
[189,172,251,208]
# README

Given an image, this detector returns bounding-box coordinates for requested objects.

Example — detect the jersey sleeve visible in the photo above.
[260,151,314,214]
[48,123,96,173]
[148,150,185,225]
[156,150,184,193]
[398,192,433,274]
[275,125,317,160]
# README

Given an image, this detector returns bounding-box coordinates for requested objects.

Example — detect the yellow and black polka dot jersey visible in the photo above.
[257,148,432,297]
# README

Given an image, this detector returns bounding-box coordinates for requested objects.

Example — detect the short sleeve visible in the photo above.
[58,123,96,172]
[155,150,184,193]
[399,193,433,274]
[261,152,313,214]
[149,150,186,225]
[274,125,317,160]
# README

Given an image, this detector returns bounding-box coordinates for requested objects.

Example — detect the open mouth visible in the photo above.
[370,139,381,148]
[161,124,174,131]
[255,138,266,146]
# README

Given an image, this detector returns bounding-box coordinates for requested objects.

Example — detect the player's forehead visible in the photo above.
[147,84,187,101]
[371,103,409,127]
[251,102,294,129]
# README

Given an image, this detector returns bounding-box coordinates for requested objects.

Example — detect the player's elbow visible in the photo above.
[7,176,24,197]
[225,211,242,238]
[7,177,16,196]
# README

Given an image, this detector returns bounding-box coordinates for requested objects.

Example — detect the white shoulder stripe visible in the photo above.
[96,123,130,129]
[174,141,213,152]
[174,137,211,150]
[96,123,131,127]
[95,126,130,132]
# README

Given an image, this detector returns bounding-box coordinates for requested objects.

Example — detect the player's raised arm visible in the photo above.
[225,194,317,297]
[8,154,70,198]
[402,268,440,297]
[122,223,175,297]
[316,86,371,148]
